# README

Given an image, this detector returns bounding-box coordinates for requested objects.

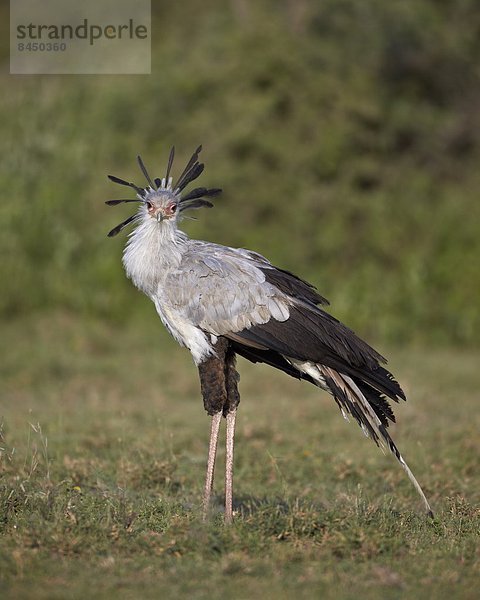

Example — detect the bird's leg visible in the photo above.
[224,349,241,524]
[203,411,222,520]
[224,407,237,524]
[197,338,229,520]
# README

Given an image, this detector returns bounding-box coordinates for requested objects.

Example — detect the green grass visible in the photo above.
[1,313,479,599]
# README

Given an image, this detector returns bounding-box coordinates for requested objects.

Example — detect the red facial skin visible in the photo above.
[146,200,178,220]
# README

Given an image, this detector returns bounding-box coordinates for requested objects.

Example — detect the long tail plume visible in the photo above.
[318,365,433,517]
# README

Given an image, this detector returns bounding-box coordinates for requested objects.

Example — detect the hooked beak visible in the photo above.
[149,205,165,222]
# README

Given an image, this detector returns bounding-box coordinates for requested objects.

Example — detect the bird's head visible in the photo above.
[106,146,222,237]
[143,190,180,223]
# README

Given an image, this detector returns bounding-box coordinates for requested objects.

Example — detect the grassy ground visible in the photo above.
[1,313,479,599]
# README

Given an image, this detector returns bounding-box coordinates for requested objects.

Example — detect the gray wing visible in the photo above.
[163,241,387,374]
[163,242,291,335]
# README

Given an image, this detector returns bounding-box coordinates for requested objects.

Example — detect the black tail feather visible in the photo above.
[354,379,396,427]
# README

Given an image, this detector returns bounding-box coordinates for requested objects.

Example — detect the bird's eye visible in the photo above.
[145,201,152,210]
[170,204,177,213]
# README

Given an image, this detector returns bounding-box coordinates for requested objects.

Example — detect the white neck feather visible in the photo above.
[122,215,188,297]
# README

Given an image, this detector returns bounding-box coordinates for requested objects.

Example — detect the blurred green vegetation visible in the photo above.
[2,0,480,344]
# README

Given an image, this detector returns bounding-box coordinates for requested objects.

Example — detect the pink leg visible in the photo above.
[203,412,222,521]
[225,407,237,524]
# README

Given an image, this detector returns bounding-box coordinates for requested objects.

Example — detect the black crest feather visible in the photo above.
[106,146,222,237]
[180,187,222,203]
[108,175,145,196]
[179,199,214,212]
[105,199,140,206]
[107,214,139,237]
[137,155,155,189]
[165,146,175,184]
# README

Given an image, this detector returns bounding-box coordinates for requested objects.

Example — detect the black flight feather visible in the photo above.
[260,267,330,307]
[228,335,395,427]
[235,304,385,371]
[228,339,316,384]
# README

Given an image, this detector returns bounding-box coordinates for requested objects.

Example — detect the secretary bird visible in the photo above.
[106,146,433,523]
